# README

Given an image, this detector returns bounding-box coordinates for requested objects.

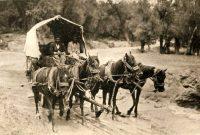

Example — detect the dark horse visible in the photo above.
[91,56,167,118]
[90,52,137,117]
[65,55,100,124]
[32,55,100,131]
[32,66,70,131]
[118,64,167,117]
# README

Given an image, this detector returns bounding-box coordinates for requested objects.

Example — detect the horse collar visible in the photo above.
[122,59,133,72]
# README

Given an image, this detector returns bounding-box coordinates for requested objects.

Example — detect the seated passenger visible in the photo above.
[52,37,66,65]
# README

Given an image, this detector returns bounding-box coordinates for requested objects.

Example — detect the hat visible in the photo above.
[55,37,60,40]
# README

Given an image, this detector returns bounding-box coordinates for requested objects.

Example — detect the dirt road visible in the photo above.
[0,35,199,135]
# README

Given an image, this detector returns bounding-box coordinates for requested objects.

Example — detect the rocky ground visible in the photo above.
[0,34,199,135]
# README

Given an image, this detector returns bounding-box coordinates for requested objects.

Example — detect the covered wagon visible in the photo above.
[24,15,87,79]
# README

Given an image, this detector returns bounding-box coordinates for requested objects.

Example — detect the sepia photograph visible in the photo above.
[0,0,199,134]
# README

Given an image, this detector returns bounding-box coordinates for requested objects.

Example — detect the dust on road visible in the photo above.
[0,34,199,135]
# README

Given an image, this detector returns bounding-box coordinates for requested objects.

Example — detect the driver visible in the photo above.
[52,37,66,65]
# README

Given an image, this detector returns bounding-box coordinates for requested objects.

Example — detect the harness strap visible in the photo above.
[65,78,75,101]
[122,59,140,73]
[76,84,86,92]
[122,59,133,72]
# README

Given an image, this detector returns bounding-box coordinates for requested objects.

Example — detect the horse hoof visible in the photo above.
[59,111,64,117]
[95,110,103,118]
[52,128,55,132]
[91,109,94,112]
[115,111,121,115]
[48,115,52,122]
[42,104,48,109]
[127,111,131,116]
[112,115,115,120]
[119,113,128,118]
[35,114,41,119]
[66,116,70,121]
[52,127,57,132]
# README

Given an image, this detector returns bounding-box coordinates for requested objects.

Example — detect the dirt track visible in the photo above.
[0,35,200,135]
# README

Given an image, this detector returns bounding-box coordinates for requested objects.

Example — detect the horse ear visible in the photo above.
[124,53,128,61]
[129,51,132,55]
[84,59,88,67]
[125,53,128,58]
[163,69,167,72]
[88,53,91,59]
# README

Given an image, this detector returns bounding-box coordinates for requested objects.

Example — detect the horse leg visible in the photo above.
[91,83,100,112]
[42,96,48,108]
[115,105,121,115]
[66,96,73,120]
[32,86,40,118]
[127,89,136,115]
[90,89,97,112]
[46,95,55,131]
[102,89,107,105]
[52,97,57,111]
[91,93,98,112]
[95,89,107,118]
[134,89,141,117]
[80,94,85,125]
[108,89,121,115]
[90,94,95,112]
[108,89,112,107]
[112,88,118,120]
[59,96,64,117]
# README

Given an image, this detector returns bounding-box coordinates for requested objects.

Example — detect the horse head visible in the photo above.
[123,52,137,72]
[58,65,71,83]
[85,54,100,75]
[151,69,167,92]
[79,54,101,90]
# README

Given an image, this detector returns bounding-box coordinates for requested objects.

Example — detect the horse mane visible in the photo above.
[138,63,155,78]
[111,59,125,80]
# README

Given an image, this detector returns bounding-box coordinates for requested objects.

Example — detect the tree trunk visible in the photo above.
[140,40,145,53]
[12,0,28,30]
[107,0,127,40]
[175,37,180,54]
[160,35,164,54]
[186,26,197,55]
[164,38,171,54]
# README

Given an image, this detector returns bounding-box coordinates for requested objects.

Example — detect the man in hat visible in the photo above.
[52,37,67,65]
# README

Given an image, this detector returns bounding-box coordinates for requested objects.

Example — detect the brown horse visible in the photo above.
[91,56,167,118]
[32,66,70,131]
[90,52,137,117]
[100,65,166,118]
[118,64,167,117]
[32,55,100,130]
[65,55,100,123]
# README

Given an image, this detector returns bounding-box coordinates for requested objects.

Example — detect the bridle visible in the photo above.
[150,70,165,88]
[122,56,136,73]
[85,58,100,76]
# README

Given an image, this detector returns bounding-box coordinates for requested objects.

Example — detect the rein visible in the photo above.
[150,74,165,87]
[122,58,133,72]
[122,58,140,72]
[65,78,75,101]
[111,73,132,77]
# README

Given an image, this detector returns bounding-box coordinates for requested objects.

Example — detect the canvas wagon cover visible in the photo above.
[24,15,86,58]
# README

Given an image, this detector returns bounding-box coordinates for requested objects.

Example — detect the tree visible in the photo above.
[153,0,175,53]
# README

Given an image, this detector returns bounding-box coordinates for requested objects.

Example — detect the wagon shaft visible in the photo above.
[82,95,112,112]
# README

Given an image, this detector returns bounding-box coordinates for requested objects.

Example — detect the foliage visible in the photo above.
[0,0,199,50]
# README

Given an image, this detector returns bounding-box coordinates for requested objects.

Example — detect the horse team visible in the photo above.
[30,52,167,131]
